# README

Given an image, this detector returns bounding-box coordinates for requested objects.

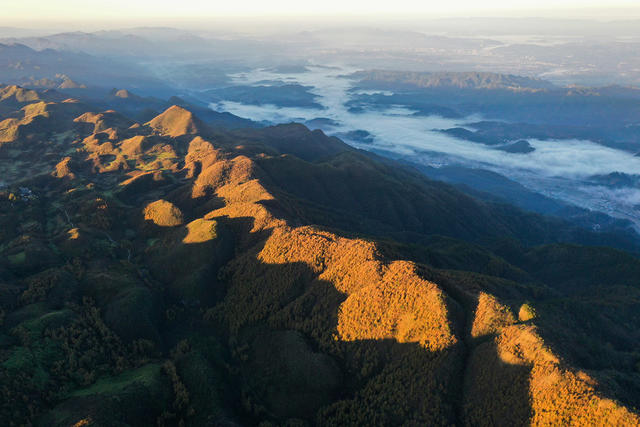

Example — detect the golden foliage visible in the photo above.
[337,261,456,351]
[471,292,516,338]
[146,105,201,137]
[184,136,221,179]
[143,199,184,227]
[192,154,255,198]
[465,319,640,426]
[0,118,20,143]
[0,85,40,103]
[52,156,75,179]
[74,110,132,134]
[22,101,50,120]
[182,218,218,244]
[518,302,537,322]
[118,135,148,156]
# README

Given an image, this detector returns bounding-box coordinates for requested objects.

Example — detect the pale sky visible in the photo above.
[2,0,640,22]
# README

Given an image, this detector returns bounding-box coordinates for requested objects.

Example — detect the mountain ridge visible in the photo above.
[350,70,558,91]
[145,105,206,137]
[0,87,639,424]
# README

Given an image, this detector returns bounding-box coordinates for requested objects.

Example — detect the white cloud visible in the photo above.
[213,65,640,226]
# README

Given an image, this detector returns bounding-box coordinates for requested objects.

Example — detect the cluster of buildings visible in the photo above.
[1,185,37,202]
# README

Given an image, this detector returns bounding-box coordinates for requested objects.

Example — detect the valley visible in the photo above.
[208,65,640,234]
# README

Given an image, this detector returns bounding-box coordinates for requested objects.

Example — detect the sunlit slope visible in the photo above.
[145,105,205,138]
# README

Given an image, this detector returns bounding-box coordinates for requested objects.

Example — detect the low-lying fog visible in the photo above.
[210,65,640,228]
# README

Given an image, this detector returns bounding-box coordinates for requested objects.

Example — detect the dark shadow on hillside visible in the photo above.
[461,335,532,427]
[423,262,640,418]
[533,298,640,412]
[492,244,640,412]
[177,213,536,425]
[440,276,533,427]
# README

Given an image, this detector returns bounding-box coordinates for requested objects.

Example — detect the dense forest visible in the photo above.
[0,85,639,425]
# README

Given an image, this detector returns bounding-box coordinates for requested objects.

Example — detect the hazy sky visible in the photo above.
[3,0,640,23]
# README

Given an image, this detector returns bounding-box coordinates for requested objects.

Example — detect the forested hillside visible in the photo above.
[0,86,638,425]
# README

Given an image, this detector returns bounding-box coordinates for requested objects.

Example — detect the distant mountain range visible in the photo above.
[0,28,211,57]
[0,42,176,95]
[350,70,558,91]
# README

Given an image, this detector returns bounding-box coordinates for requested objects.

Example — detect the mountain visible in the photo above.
[0,27,46,38]
[0,28,227,60]
[0,84,41,103]
[0,87,639,425]
[145,105,205,137]
[350,70,557,91]
[165,95,259,130]
[0,31,158,56]
[0,94,86,144]
[57,76,86,89]
[9,74,87,90]
[0,43,174,96]
[347,69,640,152]
[111,89,137,99]
[24,86,260,130]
